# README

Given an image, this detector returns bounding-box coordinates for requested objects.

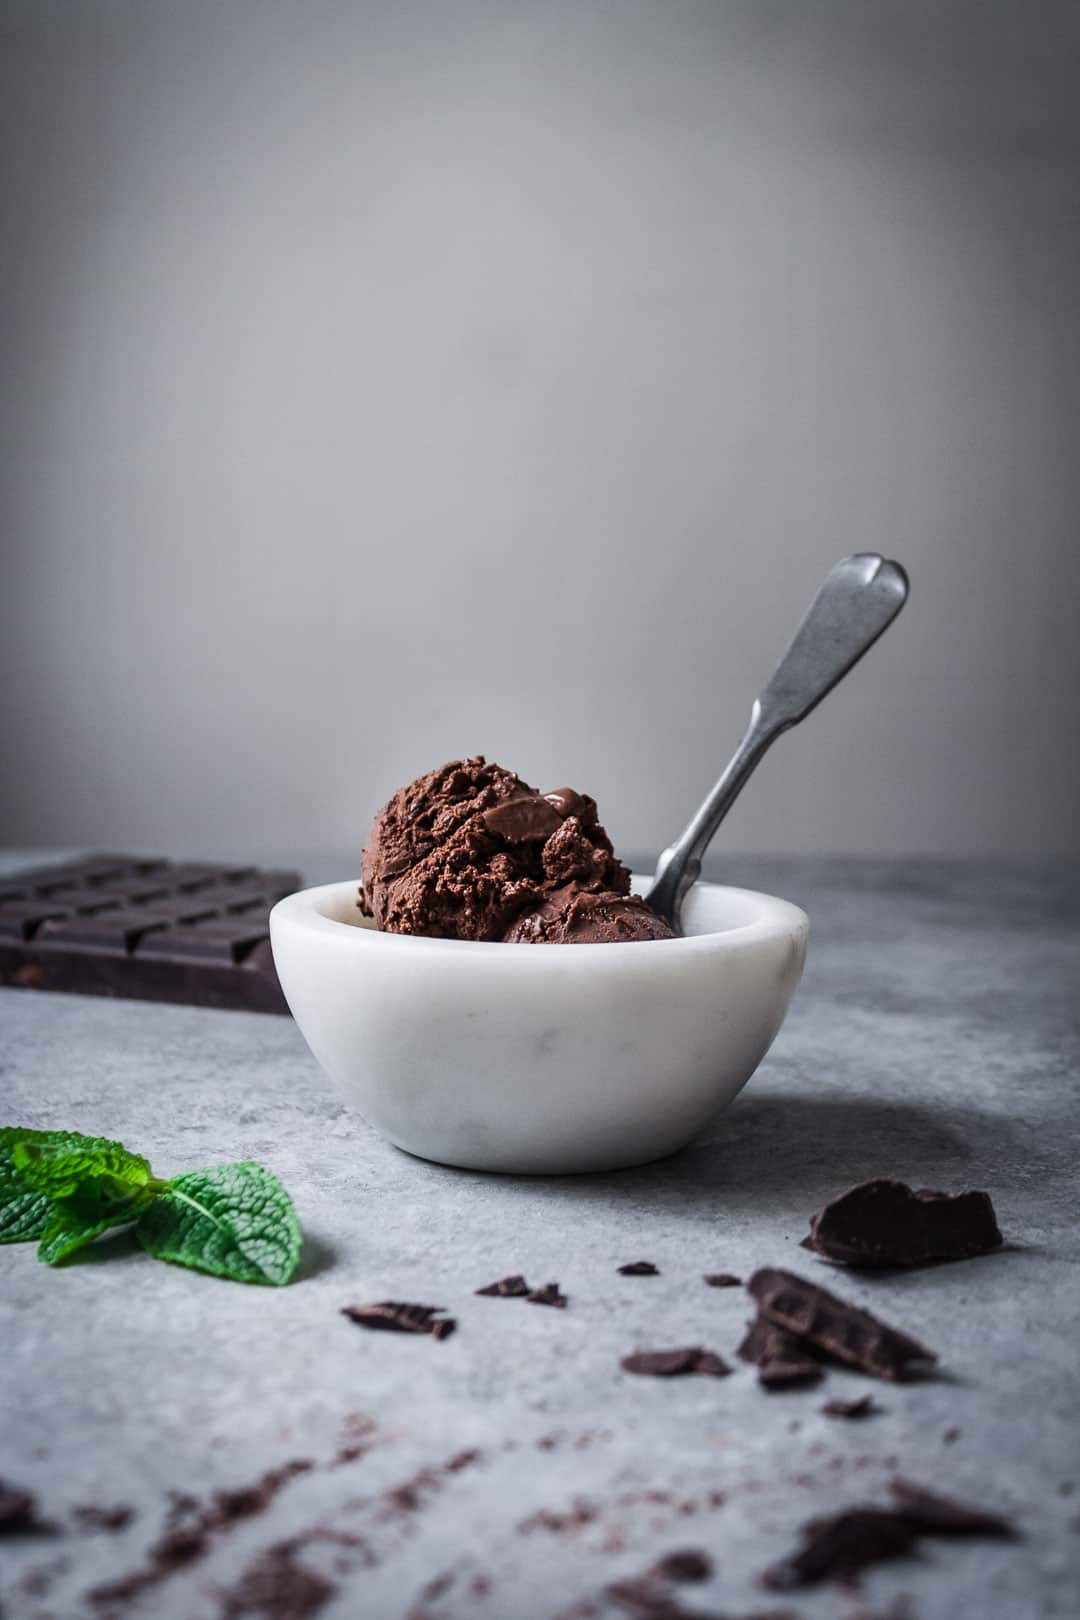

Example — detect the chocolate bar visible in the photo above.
[0,853,299,1014]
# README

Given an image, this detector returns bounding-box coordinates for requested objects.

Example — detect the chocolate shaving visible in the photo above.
[341,1302,457,1338]
[526,1282,568,1308]
[650,1549,712,1582]
[475,1274,530,1296]
[822,1396,879,1419]
[748,1269,936,1381]
[0,1478,40,1532]
[621,1347,731,1378]
[618,1261,660,1276]
[762,1507,918,1588]
[803,1179,1003,1267]
[738,1316,822,1389]
[87,1459,316,1608]
[74,1503,134,1532]
[219,1539,337,1619]
[703,1273,741,1288]
[888,1478,1013,1537]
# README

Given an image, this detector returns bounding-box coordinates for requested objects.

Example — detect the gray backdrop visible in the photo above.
[2,1,1078,863]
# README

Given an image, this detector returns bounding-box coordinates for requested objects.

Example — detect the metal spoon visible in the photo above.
[648,553,909,931]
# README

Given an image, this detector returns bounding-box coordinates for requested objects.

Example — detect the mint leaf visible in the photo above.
[0,1128,107,1244]
[8,1133,163,1266]
[12,1134,158,1206]
[37,1207,142,1266]
[136,1163,301,1286]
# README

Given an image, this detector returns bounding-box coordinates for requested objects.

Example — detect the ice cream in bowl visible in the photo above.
[272,557,911,1171]
[270,757,808,1174]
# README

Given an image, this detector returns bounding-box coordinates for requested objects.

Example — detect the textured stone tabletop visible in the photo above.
[2,853,1078,1620]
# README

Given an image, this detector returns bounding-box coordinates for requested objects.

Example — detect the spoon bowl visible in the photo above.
[270,877,808,1174]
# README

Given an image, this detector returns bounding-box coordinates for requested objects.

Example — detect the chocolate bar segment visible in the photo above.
[0,854,299,1014]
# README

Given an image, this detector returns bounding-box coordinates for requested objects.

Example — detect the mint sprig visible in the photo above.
[0,1128,109,1245]
[0,1127,301,1285]
[136,1164,302,1287]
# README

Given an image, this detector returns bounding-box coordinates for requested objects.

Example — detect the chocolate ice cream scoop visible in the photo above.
[504,886,676,944]
[359,757,670,943]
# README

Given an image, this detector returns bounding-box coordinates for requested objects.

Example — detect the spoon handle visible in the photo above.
[648,553,909,926]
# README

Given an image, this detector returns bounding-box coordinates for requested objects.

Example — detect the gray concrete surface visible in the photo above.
[1,854,1078,1620]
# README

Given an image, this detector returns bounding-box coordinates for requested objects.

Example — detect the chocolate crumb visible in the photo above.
[803,1179,1003,1268]
[822,1396,879,1420]
[943,1426,961,1444]
[621,1347,731,1378]
[738,1316,822,1389]
[888,1477,1014,1537]
[618,1261,659,1276]
[341,1302,457,1338]
[762,1506,918,1588]
[87,1460,315,1608]
[0,1478,41,1533]
[444,1449,482,1474]
[527,1282,568,1308]
[475,1274,531,1296]
[219,1539,336,1619]
[748,1269,936,1381]
[650,1548,712,1582]
[520,1499,600,1536]
[704,1273,741,1288]
[74,1502,134,1532]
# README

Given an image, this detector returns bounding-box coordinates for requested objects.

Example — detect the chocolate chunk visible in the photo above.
[527,1282,568,1308]
[0,854,298,1013]
[475,1274,531,1296]
[822,1396,879,1419]
[341,1302,457,1338]
[621,1347,731,1378]
[888,1478,1013,1537]
[737,1316,822,1389]
[748,1269,936,1381]
[762,1507,918,1588]
[219,1540,336,1619]
[74,1503,134,1532]
[0,1478,39,1532]
[482,796,564,844]
[618,1261,659,1276]
[703,1273,741,1288]
[804,1179,1003,1267]
[650,1549,712,1582]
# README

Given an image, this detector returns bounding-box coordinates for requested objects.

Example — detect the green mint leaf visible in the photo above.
[8,1133,163,1265]
[0,1128,108,1244]
[136,1163,302,1286]
[37,1205,146,1266]
[12,1134,159,1212]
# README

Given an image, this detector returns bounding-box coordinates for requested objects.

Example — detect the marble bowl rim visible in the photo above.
[270,877,809,963]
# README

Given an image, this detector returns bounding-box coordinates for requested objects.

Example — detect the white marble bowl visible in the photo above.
[269,878,809,1175]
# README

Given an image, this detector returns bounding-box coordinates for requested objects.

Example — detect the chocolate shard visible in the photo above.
[0,1478,39,1532]
[621,1347,731,1378]
[762,1507,918,1589]
[475,1274,531,1297]
[804,1179,1003,1267]
[737,1315,823,1390]
[822,1396,879,1419]
[340,1302,456,1339]
[748,1269,936,1381]
[73,1503,134,1532]
[618,1261,660,1276]
[888,1478,1014,1537]
[703,1273,741,1288]
[649,1549,712,1583]
[527,1282,568,1308]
